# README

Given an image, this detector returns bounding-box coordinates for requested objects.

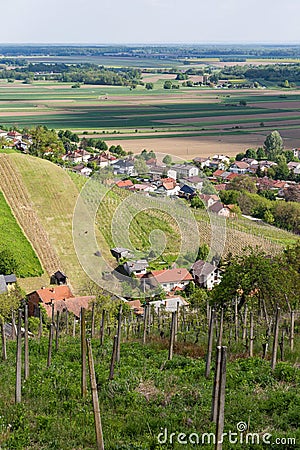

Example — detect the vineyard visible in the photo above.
[0,302,299,450]
[0,154,90,293]
[96,187,291,266]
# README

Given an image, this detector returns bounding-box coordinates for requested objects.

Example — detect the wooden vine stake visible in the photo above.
[55,310,60,351]
[215,346,227,450]
[81,308,87,398]
[15,308,22,404]
[1,317,7,361]
[109,335,118,381]
[100,310,105,346]
[271,307,280,371]
[116,305,122,364]
[168,311,176,361]
[143,305,148,345]
[249,312,254,357]
[38,306,43,340]
[91,303,95,338]
[290,311,295,351]
[86,339,105,450]
[47,323,54,368]
[24,305,29,380]
[205,309,215,379]
[211,346,222,422]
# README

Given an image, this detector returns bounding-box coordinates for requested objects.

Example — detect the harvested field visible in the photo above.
[106,134,270,159]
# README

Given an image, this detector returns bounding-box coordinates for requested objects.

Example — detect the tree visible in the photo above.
[197,243,209,261]
[29,126,64,158]
[145,83,154,90]
[211,247,298,314]
[263,209,275,224]
[227,175,257,194]
[163,80,172,90]
[162,155,172,165]
[191,196,204,209]
[219,190,240,205]
[284,185,300,203]
[264,130,284,161]
[95,140,108,151]
[0,285,24,320]
[134,158,148,176]
[257,147,266,160]
[235,152,245,161]
[0,249,19,275]
[245,148,257,159]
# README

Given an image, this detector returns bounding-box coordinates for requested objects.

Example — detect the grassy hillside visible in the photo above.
[0,335,299,449]
[1,154,90,293]
[0,191,42,277]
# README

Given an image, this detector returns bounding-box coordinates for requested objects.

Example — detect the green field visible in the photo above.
[0,81,300,148]
[0,190,42,277]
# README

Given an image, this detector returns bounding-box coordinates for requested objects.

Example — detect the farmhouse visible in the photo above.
[191,260,222,290]
[63,149,91,163]
[112,158,136,176]
[229,161,250,174]
[155,178,180,196]
[27,286,95,319]
[200,194,219,208]
[150,268,193,293]
[288,161,300,175]
[123,260,149,276]
[73,164,92,177]
[171,164,199,178]
[208,201,231,217]
[183,176,203,190]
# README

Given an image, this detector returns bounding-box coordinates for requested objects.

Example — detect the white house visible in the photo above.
[193,157,211,168]
[191,260,222,290]
[171,164,199,178]
[288,161,300,175]
[229,161,250,174]
[293,148,300,159]
[149,296,189,313]
[150,268,193,293]
[155,178,180,196]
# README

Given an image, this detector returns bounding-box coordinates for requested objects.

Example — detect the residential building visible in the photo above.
[111,247,132,260]
[123,260,149,276]
[178,184,196,199]
[150,268,193,293]
[115,179,134,189]
[27,285,95,318]
[155,178,180,196]
[183,176,203,190]
[193,157,211,168]
[63,149,91,163]
[293,148,300,159]
[191,260,222,290]
[111,158,136,176]
[171,164,199,178]
[288,161,300,175]
[229,161,250,174]
[208,201,231,217]
[149,295,189,312]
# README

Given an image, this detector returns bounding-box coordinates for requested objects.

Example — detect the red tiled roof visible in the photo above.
[213,169,225,177]
[43,295,96,318]
[151,268,193,283]
[116,180,134,188]
[35,286,74,303]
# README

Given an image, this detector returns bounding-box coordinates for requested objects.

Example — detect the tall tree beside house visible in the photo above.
[0,285,24,320]
[29,126,65,158]
[134,158,148,176]
[264,130,284,161]
[211,246,299,314]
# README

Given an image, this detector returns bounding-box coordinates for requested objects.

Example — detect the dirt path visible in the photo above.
[0,154,62,276]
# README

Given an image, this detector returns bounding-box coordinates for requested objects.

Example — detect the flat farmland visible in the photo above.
[0,81,300,156]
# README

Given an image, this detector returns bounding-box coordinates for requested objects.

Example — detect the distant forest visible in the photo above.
[0,44,300,60]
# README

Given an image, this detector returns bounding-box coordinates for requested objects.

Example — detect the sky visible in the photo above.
[0,0,299,44]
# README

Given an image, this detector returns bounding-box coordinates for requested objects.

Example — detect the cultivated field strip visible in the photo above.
[0,155,61,275]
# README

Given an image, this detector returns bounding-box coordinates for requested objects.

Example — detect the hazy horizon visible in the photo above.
[1,0,299,45]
